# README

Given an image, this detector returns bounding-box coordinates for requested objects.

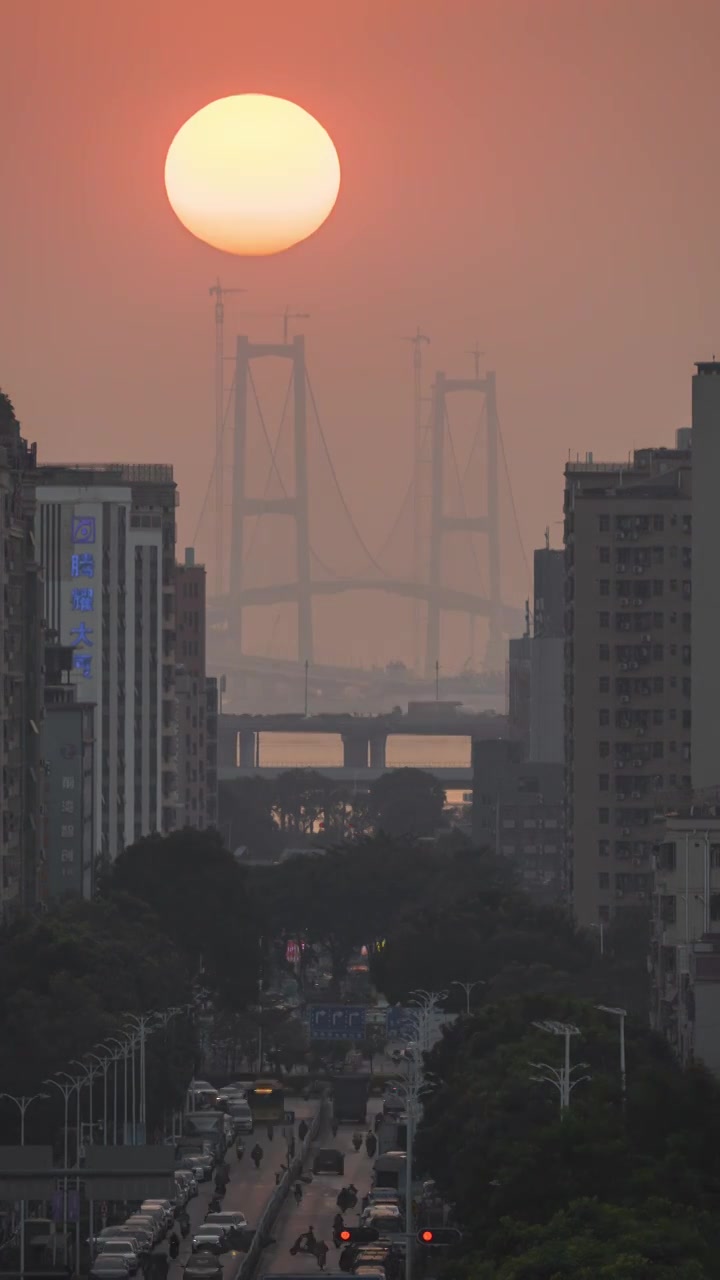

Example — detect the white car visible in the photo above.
[95,1242,139,1275]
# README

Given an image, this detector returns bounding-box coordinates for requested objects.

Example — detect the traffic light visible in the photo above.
[338,1228,380,1243]
[417,1228,462,1246]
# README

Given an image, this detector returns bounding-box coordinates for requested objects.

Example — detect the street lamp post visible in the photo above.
[125,1013,159,1143]
[531,1021,587,1112]
[71,1060,100,1148]
[0,1093,48,1280]
[104,1037,131,1143]
[528,1060,591,1114]
[86,1053,111,1144]
[96,1044,123,1145]
[596,1005,627,1108]
[450,980,485,1015]
[43,1077,78,1260]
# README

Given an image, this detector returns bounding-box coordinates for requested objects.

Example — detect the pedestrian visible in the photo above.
[352,1132,362,1152]
[288,1135,296,1159]
[330,1119,339,1138]
[294,1181,303,1205]
[267,1122,274,1141]
[316,1240,328,1271]
[365,1131,376,1158]
[298,1119,308,1142]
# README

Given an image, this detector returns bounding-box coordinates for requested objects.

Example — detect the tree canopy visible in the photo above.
[415,994,720,1253]
[107,826,260,1009]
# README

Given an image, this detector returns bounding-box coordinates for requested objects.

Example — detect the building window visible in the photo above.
[653,515,664,531]
[598,808,609,824]
[599,546,610,563]
[599,612,610,628]
[660,895,677,924]
[599,580,610,596]
[599,676,609,693]
[598,839,609,858]
[598,873,610,889]
[599,644,609,660]
[598,515,610,532]
[599,775,609,791]
[599,741,609,757]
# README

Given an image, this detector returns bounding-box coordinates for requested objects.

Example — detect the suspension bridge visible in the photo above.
[195,291,527,709]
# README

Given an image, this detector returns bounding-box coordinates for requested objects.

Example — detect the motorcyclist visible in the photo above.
[336,1188,350,1213]
[168,1234,179,1260]
[332,1213,344,1248]
[346,1184,358,1208]
[251,1143,263,1169]
[365,1131,377,1158]
[316,1240,328,1271]
[352,1132,362,1152]
[294,1181,303,1205]
[305,1227,317,1253]
[236,1140,245,1161]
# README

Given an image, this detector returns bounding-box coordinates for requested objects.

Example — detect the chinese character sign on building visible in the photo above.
[69,513,97,682]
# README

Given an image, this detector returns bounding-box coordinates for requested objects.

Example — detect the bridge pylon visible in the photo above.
[426,369,502,676]
[229,334,313,664]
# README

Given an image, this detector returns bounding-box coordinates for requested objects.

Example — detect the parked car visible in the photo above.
[141,1200,174,1228]
[313,1148,344,1175]
[104,1229,150,1256]
[191,1226,228,1256]
[90,1258,131,1280]
[125,1214,164,1244]
[179,1153,214,1181]
[95,1242,139,1275]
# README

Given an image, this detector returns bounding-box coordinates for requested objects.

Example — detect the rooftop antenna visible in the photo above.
[403,327,431,673]
[209,280,246,596]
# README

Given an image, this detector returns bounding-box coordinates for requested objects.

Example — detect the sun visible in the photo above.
[164,94,341,256]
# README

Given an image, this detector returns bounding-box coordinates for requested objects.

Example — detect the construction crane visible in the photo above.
[403,327,431,673]
[209,280,246,596]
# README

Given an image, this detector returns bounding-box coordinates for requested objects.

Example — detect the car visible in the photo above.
[360,1211,403,1238]
[141,1200,175,1227]
[90,1259,131,1280]
[353,1269,386,1278]
[179,1154,214,1181]
[183,1257,223,1280]
[313,1148,344,1175]
[192,1226,228,1256]
[203,1213,247,1245]
[364,1190,403,1211]
[95,1243,139,1275]
[229,1102,253,1135]
[124,1215,163,1244]
[104,1230,150,1256]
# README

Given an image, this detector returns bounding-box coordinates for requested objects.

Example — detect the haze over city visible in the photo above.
[4,0,720,671]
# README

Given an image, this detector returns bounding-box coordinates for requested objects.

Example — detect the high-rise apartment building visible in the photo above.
[530,547,564,763]
[691,362,720,790]
[42,640,95,899]
[175,548,218,829]
[0,392,44,917]
[31,463,178,858]
[564,440,692,928]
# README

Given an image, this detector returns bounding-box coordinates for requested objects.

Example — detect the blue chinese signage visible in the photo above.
[70,518,96,681]
[308,1006,367,1041]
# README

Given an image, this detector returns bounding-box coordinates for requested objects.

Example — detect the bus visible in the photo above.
[247,1078,285,1123]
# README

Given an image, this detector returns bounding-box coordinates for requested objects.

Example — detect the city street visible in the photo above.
[160,1098,316,1280]
[259,1100,383,1277]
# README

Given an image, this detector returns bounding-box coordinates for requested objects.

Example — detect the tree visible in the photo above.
[219,777,277,856]
[465,1198,718,1279]
[367,768,446,838]
[414,994,720,1245]
[107,827,260,1010]
[0,894,193,1135]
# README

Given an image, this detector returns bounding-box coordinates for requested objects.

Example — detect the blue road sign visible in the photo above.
[386,1007,416,1039]
[309,1005,367,1041]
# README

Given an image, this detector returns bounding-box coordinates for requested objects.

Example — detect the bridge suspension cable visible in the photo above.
[192,370,237,550]
[305,366,388,578]
[497,406,531,588]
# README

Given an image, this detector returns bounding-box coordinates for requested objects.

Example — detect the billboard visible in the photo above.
[308,1006,367,1041]
[385,1007,417,1039]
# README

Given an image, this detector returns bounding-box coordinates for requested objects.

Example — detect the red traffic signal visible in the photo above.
[417,1228,462,1246]
[339,1228,380,1243]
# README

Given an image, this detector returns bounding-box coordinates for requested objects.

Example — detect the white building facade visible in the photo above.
[34,465,178,860]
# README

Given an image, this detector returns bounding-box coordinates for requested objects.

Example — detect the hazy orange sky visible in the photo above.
[3,0,720,672]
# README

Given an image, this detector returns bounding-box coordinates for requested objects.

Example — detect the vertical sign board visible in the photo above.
[46,708,85,896]
[385,1007,417,1040]
[59,505,103,857]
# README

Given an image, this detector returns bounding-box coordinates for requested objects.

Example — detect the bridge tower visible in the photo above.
[426,369,502,676]
[229,334,314,665]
